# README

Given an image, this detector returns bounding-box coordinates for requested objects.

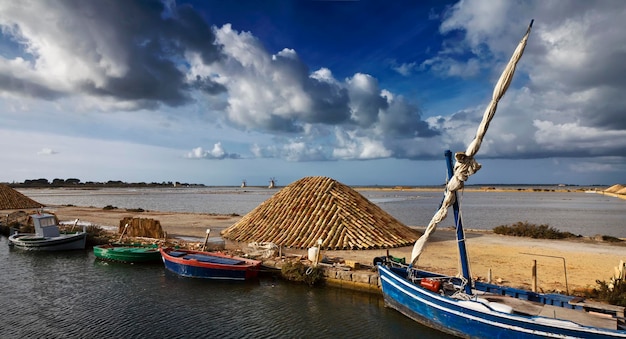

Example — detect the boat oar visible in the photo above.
[201,229,211,251]
[118,223,129,243]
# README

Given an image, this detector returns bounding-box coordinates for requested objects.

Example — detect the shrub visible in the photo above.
[601,235,623,243]
[584,280,626,307]
[493,221,579,239]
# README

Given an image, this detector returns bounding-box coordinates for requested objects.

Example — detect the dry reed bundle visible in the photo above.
[119,217,165,239]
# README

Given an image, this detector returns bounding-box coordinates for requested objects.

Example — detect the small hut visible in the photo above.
[221,176,421,250]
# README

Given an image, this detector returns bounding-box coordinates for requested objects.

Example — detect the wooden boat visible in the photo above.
[8,213,87,251]
[378,21,626,338]
[160,247,261,281]
[93,243,161,263]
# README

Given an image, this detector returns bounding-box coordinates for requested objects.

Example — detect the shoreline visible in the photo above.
[38,205,626,293]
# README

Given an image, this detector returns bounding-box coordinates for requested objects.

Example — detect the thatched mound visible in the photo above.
[605,184,625,194]
[0,184,44,210]
[221,176,421,250]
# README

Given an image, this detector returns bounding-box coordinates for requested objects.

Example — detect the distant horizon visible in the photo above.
[4,177,618,189]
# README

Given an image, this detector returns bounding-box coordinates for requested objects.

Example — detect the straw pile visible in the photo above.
[119,217,165,239]
[221,176,421,250]
[0,184,44,210]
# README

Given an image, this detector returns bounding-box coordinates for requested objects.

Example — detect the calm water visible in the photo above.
[0,236,446,338]
[18,187,626,237]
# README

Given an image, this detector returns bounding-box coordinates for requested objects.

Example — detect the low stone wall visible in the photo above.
[262,259,382,295]
[322,268,382,295]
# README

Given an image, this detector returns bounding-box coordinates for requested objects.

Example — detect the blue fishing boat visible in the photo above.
[8,213,87,251]
[378,21,626,338]
[160,247,261,281]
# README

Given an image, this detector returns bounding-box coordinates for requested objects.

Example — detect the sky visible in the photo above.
[1,0,625,187]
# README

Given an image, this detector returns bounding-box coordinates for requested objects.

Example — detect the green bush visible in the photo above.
[601,235,623,243]
[493,221,579,239]
[585,280,626,307]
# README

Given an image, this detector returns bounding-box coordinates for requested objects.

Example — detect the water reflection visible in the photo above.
[0,238,445,338]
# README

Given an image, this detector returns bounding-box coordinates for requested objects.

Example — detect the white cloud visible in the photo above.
[185,142,239,159]
[332,129,391,160]
[533,120,626,152]
[37,148,57,155]
[392,61,417,76]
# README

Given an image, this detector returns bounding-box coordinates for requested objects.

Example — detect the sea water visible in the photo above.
[18,187,626,238]
[0,236,446,338]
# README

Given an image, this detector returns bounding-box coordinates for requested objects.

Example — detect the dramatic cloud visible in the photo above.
[421,0,626,163]
[0,0,224,109]
[188,23,437,161]
[1,0,624,175]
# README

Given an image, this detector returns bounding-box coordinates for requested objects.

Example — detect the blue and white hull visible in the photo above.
[378,265,626,338]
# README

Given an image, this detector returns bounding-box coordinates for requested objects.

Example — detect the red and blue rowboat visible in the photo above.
[160,247,261,281]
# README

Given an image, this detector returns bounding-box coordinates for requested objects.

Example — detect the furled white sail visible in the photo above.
[410,21,534,266]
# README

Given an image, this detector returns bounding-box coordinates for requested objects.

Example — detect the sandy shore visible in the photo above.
[47,205,626,294]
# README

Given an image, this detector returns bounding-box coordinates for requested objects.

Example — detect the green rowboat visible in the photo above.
[93,243,161,263]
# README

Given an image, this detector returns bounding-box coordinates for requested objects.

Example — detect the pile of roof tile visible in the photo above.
[221,176,421,250]
[0,184,44,210]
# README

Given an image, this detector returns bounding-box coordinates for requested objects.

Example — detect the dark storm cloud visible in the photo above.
[1,0,224,108]
[380,98,439,138]
[303,80,351,125]
[191,75,227,95]
[0,73,64,100]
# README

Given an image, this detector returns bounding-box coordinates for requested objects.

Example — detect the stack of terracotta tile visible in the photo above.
[221,176,421,250]
[0,184,44,210]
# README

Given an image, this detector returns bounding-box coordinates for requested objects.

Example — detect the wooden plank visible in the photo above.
[483,295,543,316]
[538,304,617,330]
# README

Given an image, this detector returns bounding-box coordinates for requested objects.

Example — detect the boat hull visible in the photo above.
[8,232,87,251]
[378,265,626,339]
[93,244,161,263]
[160,248,261,281]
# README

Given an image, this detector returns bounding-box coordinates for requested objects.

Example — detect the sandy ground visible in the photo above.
[46,205,626,294]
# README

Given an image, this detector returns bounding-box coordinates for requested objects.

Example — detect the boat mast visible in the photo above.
[445,150,472,294]
[410,20,533,267]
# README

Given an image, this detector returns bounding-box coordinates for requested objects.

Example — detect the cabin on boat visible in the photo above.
[31,213,61,237]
